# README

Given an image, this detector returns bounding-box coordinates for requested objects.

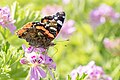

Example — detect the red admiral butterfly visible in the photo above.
[16,12,65,49]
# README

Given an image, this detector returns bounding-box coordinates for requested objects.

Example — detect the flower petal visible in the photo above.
[44,55,56,70]
[45,55,53,64]
[33,47,46,53]
[30,67,39,80]
[49,63,56,70]
[20,57,28,64]
[27,52,37,63]
[36,66,46,78]
[5,23,16,34]
[22,44,26,51]
[37,53,45,64]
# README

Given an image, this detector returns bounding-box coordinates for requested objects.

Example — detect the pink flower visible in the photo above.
[70,61,112,80]
[44,55,56,70]
[0,6,16,34]
[103,38,120,56]
[58,20,76,38]
[41,5,63,17]
[44,55,56,80]
[62,0,70,4]
[90,4,120,27]
[103,38,114,49]
[20,45,56,79]
[30,66,46,80]
[20,52,46,79]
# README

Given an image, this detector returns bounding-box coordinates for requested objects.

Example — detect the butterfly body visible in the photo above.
[16,12,65,49]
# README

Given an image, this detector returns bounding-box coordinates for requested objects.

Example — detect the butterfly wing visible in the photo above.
[40,11,65,38]
[16,12,65,48]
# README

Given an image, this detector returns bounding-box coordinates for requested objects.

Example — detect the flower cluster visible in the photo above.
[90,4,120,27]
[70,61,112,80]
[103,38,120,56]
[0,6,16,34]
[20,45,56,80]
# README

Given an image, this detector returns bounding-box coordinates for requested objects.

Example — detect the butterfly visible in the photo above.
[16,12,65,49]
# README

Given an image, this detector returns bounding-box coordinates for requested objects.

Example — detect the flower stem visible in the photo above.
[0,27,6,42]
[25,73,30,80]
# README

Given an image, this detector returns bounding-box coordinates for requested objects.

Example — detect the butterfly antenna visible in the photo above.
[55,39,69,42]
[53,39,69,47]
[51,47,58,58]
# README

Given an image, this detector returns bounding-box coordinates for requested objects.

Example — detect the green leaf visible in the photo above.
[67,75,71,80]
[75,73,87,80]
[11,1,20,20]
[1,41,10,53]
[79,73,87,80]
[10,1,41,29]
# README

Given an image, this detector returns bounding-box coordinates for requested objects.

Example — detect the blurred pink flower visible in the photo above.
[59,20,76,38]
[62,0,70,4]
[41,5,63,17]
[103,38,120,56]
[0,6,16,34]
[90,4,120,27]
[70,61,112,80]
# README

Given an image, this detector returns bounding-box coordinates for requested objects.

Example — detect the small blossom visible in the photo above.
[20,52,46,80]
[44,55,56,70]
[0,6,16,34]
[44,55,56,80]
[58,20,76,39]
[103,38,120,56]
[41,5,63,17]
[90,4,120,27]
[70,61,112,80]
[20,45,56,79]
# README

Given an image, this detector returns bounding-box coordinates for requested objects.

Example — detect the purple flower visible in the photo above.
[0,6,16,34]
[44,55,56,80]
[70,61,112,80]
[20,52,46,79]
[41,5,63,17]
[44,55,56,70]
[20,45,56,79]
[90,4,120,27]
[58,20,76,39]
[103,38,120,56]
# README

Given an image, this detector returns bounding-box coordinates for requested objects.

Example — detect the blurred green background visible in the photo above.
[0,0,120,80]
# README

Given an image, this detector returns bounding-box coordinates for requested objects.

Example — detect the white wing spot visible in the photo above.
[57,20,63,26]
[62,16,65,18]
[50,27,57,31]
[54,17,58,20]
